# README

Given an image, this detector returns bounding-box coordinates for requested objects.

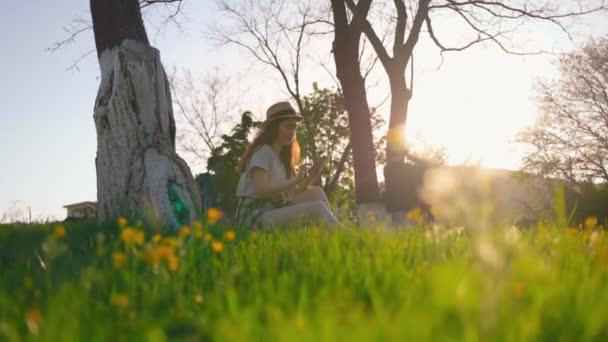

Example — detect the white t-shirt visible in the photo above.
[236,144,291,198]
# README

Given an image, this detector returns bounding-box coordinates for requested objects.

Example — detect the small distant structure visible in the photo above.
[63,201,97,221]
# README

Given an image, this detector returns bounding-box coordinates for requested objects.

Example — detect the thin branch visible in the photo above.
[66,49,96,72]
[393,0,408,57]
[46,16,92,53]
[344,0,393,71]
[400,0,430,62]
[139,0,182,9]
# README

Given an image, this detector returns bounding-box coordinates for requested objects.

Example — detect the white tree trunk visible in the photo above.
[93,39,201,230]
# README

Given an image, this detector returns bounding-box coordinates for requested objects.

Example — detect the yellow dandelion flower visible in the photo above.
[111,293,129,309]
[25,307,42,334]
[207,208,223,225]
[204,233,212,242]
[54,225,66,239]
[193,221,204,238]
[117,216,128,229]
[161,237,178,248]
[157,245,174,259]
[179,226,191,238]
[135,230,145,245]
[152,234,162,244]
[585,216,598,230]
[120,228,145,246]
[195,294,204,304]
[142,250,158,266]
[211,241,224,253]
[23,276,33,290]
[120,228,134,244]
[112,251,126,269]
[224,229,236,242]
[406,207,422,222]
[167,254,179,272]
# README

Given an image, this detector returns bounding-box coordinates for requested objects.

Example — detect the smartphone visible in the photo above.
[309,156,328,175]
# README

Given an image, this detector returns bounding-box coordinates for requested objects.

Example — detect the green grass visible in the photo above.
[1,219,607,341]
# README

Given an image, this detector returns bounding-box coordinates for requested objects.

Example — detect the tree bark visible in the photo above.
[90,0,201,230]
[331,0,387,225]
[384,70,417,223]
[90,0,150,58]
[331,0,385,224]
[386,71,411,162]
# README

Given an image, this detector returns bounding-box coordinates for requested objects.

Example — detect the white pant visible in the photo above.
[259,186,342,228]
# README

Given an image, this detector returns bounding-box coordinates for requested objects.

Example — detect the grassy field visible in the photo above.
[1,216,607,341]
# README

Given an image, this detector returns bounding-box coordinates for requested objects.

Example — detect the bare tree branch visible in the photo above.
[48,0,187,71]
[344,0,392,71]
[139,0,183,8]
[519,37,608,183]
[169,67,241,168]
[393,0,408,57]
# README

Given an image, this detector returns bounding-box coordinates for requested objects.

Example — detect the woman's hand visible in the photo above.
[252,167,307,198]
[295,165,310,184]
[293,157,327,194]
[307,157,328,182]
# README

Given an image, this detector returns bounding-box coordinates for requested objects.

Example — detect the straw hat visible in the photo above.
[264,101,303,124]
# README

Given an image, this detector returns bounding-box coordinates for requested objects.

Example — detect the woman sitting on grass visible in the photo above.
[234,101,342,229]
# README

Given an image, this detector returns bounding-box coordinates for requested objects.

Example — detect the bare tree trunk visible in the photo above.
[340,72,381,204]
[386,72,411,162]
[384,71,417,225]
[91,0,201,230]
[331,0,386,225]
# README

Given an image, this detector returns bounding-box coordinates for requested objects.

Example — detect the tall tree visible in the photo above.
[90,0,201,230]
[331,0,386,224]
[518,36,608,183]
[300,84,386,217]
[335,0,607,222]
[211,0,365,212]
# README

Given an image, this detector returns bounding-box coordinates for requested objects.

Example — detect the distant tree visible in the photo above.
[90,0,201,229]
[211,0,368,212]
[169,67,241,171]
[212,0,325,160]
[331,0,608,223]
[330,0,383,221]
[0,201,30,224]
[518,36,608,183]
[202,111,262,215]
[300,83,386,218]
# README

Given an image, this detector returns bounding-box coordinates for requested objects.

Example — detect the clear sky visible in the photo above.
[0,1,606,222]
